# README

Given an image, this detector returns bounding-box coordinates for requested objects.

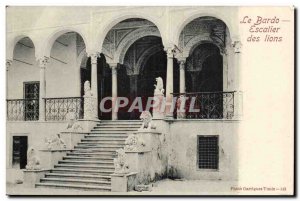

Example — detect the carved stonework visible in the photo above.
[232,41,242,53]
[124,134,146,152]
[139,111,156,130]
[90,52,100,64]
[45,133,67,150]
[38,56,49,69]
[66,112,83,132]
[110,64,118,75]
[165,47,175,58]
[116,26,160,63]
[6,59,12,71]
[154,77,164,96]
[83,81,97,119]
[114,149,129,174]
[26,147,41,170]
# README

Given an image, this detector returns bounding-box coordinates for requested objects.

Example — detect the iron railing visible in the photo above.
[7,99,39,121]
[44,97,83,121]
[172,91,235,119]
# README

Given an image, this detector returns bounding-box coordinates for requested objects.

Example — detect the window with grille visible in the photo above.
[197,136,219,169]
[24,82,39,121]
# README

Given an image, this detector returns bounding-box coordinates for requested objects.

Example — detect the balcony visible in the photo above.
[172,91,242,120]
[6,97,83,121]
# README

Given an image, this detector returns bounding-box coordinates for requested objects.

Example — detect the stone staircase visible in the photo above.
[35,120,142,191]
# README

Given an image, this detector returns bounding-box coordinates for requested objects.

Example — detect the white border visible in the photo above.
[1,1,298,200]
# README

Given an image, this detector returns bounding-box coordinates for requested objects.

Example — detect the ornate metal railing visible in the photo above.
[7,99,39,121]
[172,91,236,119]
[44,97,83,121]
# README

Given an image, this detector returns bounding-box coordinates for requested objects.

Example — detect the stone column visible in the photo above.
[6,59,12,98]
[178,58,186,94]
[90,52,100,119]
[232,41,242,90]
[165,47,174,119]
[38,56,49,121]
[232,41,242,119]
[111,64,118,120]
[177,58,186,119]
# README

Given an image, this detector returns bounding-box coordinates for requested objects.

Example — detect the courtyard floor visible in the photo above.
[7,179,238,196]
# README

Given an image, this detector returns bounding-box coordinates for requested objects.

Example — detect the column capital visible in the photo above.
[231,41,242,53]
[89,52,100,64]
[177,57,187,65]
[164,46,176,58]
[109,63,118,74]
[6,59,13,71]
[38,56,49,69]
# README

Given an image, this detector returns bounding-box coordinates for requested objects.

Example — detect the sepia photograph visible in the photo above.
[4,5,295,196]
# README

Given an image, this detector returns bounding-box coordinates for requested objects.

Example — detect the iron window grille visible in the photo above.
[197,135,219,170]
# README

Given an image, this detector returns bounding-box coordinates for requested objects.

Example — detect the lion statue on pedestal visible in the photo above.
[26,147,41,170]
[139,111,156,130]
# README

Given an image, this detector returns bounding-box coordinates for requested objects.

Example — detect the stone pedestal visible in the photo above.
[39,149,71,169]
[111,172,137,192]
[23,169,50,188]
[124,130,164,185]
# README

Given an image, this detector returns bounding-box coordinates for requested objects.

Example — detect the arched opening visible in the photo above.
[186,43,223,92]
[178,16,230,119]
[45,32,88,120]
[102,18,173,120]
[7,37,39,121]
[120,36,167,120]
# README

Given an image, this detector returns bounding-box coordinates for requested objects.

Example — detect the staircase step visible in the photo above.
[75,145,124,149]
[63,156,114,161]
[36,183,111,191]
[67,152,116,157]
[91,128,138,131]
[78,141,125,145]
[45,173,111,181]
[82,138,126,142]
[95,125,141,128]
[54,164,114,170]
[51,168,114,175]
[58,160,114,165]
[99,120,141,123]
[72,148,119,153]
[85,133,128,140]
[40,178,111,186]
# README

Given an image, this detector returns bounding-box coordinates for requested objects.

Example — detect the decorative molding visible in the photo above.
[232,41,242,53]
[6,59,13,71]
[164,46,176,59]
[89,52,100,64]
[38,56,49,69]
[116,26,160,64]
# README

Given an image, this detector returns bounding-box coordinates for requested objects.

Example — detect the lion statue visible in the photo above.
[26,147,41,170]
[154,77,164,95]
[45,133,67,150]
[114,149,129,174]
[139,111,156,130]
[66,112,83,131]
[124,134,146,152]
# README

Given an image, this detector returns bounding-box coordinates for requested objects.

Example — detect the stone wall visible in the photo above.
[6,121,67,183]
[168,120,239,181]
